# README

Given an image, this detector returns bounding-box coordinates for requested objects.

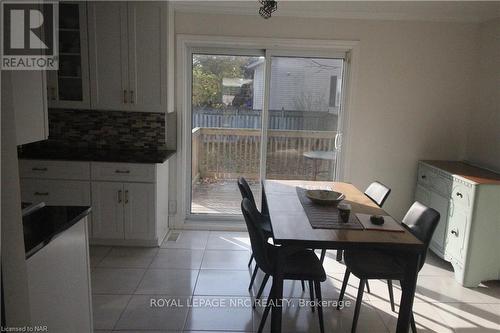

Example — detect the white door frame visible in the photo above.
[174,34,359,229]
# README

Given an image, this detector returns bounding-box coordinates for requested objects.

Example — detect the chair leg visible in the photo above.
[301,279,305,291]
[309,280,315,313]
[336,249,343,262]
[410,312,417,333]
[248,252,254,267]
[255,273,270,304]
[320,249,326,263]
[365,280,371,293]
[351,279,366,333]
[249,265,259,291]
[337,268,350,309]
[258,282,275,333]
[314,280,325,333]
[387,279,395,312]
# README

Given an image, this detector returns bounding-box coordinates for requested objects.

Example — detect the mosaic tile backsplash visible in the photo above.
[47,108,166,150]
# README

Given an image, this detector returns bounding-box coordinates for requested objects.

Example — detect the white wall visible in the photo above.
[175,12,479,219]
[465,19,500,172]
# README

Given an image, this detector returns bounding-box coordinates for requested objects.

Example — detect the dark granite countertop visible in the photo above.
[18,141,176,164]
[23,204,91,259]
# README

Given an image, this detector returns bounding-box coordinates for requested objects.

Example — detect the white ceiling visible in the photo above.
[172,1,500,23]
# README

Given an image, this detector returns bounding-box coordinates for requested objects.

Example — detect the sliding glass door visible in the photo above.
[189,50,346,217]
[265,56,344,181]
[190,53,264,215]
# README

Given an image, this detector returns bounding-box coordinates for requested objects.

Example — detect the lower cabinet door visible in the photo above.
[428,191,450,255]
[91,182,124,239]
[445,203,469,263]
[123,183,155,240]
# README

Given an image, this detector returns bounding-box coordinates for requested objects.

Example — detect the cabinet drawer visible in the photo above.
[451,181,473,209]
[20,160,90,180]
[21,179,91,206]
[91,162,155,182]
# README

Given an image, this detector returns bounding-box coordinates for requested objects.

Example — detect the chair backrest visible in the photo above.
[238,177,256,204]
[241,198,273,274]
[402,201,440,270]
[364,181,391,207]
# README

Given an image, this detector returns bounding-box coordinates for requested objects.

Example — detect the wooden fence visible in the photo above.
[193,108,337,131]
[192,127,336,182]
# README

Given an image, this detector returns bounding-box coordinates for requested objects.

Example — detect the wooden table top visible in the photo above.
[422,160,500,185]
[264,180,423,252]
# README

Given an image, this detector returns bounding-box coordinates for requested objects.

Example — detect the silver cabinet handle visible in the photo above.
[125,190,129,204]
[32,167,48,171]
[34,192,49,196]
[123,89,128,103]
[118,190,123,203]
[115,169,130,174]
[130,90,134,104]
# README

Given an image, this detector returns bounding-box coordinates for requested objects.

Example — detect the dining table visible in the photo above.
[262,179,424,333]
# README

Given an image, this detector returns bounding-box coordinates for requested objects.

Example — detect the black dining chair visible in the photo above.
[337,201,440,333]
[241,197,327,333]
[237,177,309,300]
[237,178,273,287]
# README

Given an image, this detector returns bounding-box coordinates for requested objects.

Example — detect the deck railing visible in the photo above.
[192,127,336,182]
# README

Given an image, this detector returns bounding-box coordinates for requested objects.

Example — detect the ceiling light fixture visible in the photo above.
[259,0,277,19]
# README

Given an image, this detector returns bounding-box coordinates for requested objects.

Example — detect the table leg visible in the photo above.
[396,252,420,333]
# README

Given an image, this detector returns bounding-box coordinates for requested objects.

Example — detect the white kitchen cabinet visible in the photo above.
[415,161,500,286]
[88,1,168,112]
[92,181,155,241]
[47,2,90,109]
[91,182,125,240]
[87,1,129,110]
[27,217,93,332]
[124,183,155,240]
[19,158,171,246]
[10,71,48,145]
[20,179,91,207]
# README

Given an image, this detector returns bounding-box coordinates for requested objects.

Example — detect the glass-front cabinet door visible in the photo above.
[47,2,90,109]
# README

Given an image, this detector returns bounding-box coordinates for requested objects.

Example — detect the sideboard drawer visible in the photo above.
[91,162,156,183]
[21,179,91,206]
[20,160,90,180]
[451,181,473,209]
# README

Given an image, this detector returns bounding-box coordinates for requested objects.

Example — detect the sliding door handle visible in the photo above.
[123,90,128,103]
[334,133,342,150]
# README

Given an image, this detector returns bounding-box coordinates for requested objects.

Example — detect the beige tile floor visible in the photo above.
[91,231,500,333]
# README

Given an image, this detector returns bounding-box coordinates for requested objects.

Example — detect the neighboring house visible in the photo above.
[222,77,253,106]
[248,57,343,113]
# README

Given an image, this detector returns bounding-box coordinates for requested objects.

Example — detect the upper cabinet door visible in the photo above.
[48,2,90,109]
[88,2,129,110]
[11,71,49,145]
[127,2,168,112]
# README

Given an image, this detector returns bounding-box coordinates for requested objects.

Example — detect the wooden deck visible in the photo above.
[191,180,261,215]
